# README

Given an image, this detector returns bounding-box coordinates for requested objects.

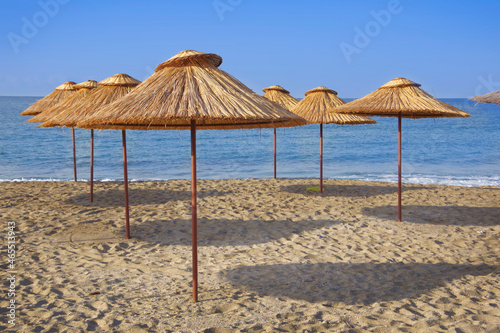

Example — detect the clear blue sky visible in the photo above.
[1,0,498,98]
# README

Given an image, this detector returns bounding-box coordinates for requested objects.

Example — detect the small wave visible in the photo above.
[0,178,168,182]
[1,175,499,187]
[0,178,69,182]
[338,173,500,187]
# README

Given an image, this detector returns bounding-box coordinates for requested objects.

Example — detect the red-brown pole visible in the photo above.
[72,128,77,182]
[90,129,94,203]
[320,123,323,193]
[122,130,130,239]
[398,113,402,222]
[191,119,198,302]
[274,128,277,179]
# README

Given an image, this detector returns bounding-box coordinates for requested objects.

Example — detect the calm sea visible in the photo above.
[1,96,498,186]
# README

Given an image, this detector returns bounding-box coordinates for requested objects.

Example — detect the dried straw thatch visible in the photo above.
[333,78,470,118]
[77,50,307,130]
[75,80,99,89]
[262,85,298,110]
[293,87,376,124]
[28,80,99,124]
[262,85,300,178]
[41,74,140,128]
[20,81,78,116]
[471,90,500,105]
[75,50,307,303]
[291,87,375,193]
[333,77,469,223]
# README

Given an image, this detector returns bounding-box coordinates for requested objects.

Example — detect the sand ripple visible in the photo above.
[0,179,498,332]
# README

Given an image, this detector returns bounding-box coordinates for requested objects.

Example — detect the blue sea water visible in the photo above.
[0,96,498,186]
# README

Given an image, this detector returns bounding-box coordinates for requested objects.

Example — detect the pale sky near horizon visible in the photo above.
[0,0,499,98]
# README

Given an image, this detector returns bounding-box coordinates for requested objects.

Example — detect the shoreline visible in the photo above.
[1,178,498,332]
[1,176,499,188]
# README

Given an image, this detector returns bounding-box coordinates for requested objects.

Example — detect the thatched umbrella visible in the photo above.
[41,74,141,203]
[29,80,99,123]
[41,74,141,128]
[471,90,500,105]
[77,50,307,302]
[20,81,78,116]
[263,85,299,178]
[21,81,78,175]
[333,77,470,221]
[28,80,99,181]
[292,87,376,192]
[40,74,141,204]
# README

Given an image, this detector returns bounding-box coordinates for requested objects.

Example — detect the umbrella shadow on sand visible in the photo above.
[362,205,500,226]
[222,262,498,305]
[282,183,429,198]
[129,218,340,247]
[66,189,229,207]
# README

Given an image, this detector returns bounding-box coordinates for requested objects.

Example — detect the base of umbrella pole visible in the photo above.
[90,129,94,203]
[274,128,277,179]
[320,123,323,193]
[398,114,402,222]
[191,120,198,302]
[122,130,131,239]
[72,128,77,182]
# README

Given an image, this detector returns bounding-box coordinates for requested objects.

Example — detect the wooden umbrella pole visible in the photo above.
[398,113,402,222]
[72,128,77,182]
[90,129,94,202]
[274,128,277,179]
[191,119,198,302]
[320,123,323,193]
[122,130,130,239]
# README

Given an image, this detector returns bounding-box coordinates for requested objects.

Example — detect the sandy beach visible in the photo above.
[1,178,498,332]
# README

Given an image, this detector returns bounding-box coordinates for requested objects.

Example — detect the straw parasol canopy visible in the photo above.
[39,74,140,205]
[25,80,98,183]
[77,50,307,302]
[78,50,306,130]
[293,86,377,124]
[333,77,470,222]
[20,81,78,116]
[262,85,299,110]
[291,86,375,192]
[262,84,300,179]
[28,80,99,124]
[75,80,100,89]
[40,74,140,128]
[331,77,469,118]
[471,89,500,105]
